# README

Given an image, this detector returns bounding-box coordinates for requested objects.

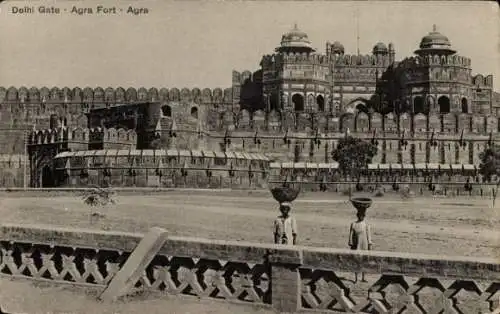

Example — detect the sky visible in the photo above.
[0,0,498,91]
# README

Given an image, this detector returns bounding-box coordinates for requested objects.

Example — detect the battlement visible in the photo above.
[28,126,136,146]
[231,70,263,86]
[472,74,494,88]
[399,54,471,69]
[0,86,234,105]
[260,52,330,68]
[333,54,390,67]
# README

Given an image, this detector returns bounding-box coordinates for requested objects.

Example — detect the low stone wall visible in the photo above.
[0,185,498,200]
[0,187,264,199]
[297,181,499,197]
[1,224,499,313]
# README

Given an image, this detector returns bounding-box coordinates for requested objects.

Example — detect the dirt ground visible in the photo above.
[0,278,275,314]
[0,190,499,313]
[0,190,498,258]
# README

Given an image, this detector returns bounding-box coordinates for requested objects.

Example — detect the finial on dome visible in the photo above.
[293,22,298,30]
[432,24,437,32]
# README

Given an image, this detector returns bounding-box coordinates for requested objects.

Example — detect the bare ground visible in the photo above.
[0,190,499,313]
[0,278,275,314]
[1,190,498,258]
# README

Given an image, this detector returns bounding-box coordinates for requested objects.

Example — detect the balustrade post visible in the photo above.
[268,247,303,313]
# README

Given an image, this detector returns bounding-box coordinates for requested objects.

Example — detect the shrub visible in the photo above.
[374,189,385,197]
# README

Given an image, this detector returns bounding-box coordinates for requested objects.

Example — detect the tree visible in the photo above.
[479,144,500,182]
[332,136,378,179]
[82,185,117,225]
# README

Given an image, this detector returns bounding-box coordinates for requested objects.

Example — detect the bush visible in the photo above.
[401,185,415,199]
[374,189,385,197]
[341,189,351,196]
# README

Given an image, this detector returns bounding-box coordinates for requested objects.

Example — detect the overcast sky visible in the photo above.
[0,0,498,91]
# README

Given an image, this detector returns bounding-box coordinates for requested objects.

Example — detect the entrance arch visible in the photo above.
[438,96,450,114]
[292,94,304,111]
[413,96,425,114]
[41,165,55,188]
[461,98,468,113]
[316,95,325,111]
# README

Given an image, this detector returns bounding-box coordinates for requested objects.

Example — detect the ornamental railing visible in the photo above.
[0,224,499,313]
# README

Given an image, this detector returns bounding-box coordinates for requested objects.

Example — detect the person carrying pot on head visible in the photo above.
[273,202,298,245]
[348,207,373,282]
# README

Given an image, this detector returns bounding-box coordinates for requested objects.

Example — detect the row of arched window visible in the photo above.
[291,94,325,111]
[160,106,199,119]
[413,96,468,114]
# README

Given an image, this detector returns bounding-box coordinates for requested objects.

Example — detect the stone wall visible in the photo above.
[195,129,498,165]
[52,149,269,189]
[1,224,499,312]
[1,85,499,188]
[0,155,27,188]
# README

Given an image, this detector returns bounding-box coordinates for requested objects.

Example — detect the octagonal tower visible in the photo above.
[399,25,473,126]
[260,24,332,115]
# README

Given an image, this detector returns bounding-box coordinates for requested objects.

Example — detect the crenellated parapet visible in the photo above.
[28,126,136,147]
[333,54,390,67]
[0,86,235,105]
[472,74,494,88]
[397,54,473,87]
[204,106,500,136]
[399,54,471,68]
[282,52,329,66]
[260,52,330,68]
[232,70,255,85]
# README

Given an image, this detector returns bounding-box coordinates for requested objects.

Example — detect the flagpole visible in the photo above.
[356,8,360,56]
[23,129,28,189]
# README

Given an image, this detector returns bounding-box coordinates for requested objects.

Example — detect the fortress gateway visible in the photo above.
[0,25,499,188]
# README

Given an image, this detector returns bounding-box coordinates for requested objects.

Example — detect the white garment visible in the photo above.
[349,220,372,250]
[274,215,298,245]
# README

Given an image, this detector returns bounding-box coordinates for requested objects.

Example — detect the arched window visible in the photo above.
[292,94,304,111]
[438,96,450,114]
[461,98,468,113]
[161,105,172,117]
[413,96,425,114]
[355,103,368,113]
[269,93,279,111]
[190,107,198,119]
[49,114,59,129]
[316,95,325,111]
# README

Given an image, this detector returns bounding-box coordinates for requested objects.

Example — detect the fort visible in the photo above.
[0,24,498,188]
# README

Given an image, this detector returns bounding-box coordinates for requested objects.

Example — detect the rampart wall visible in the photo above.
[51,149,269,189]
[1,84,499,188]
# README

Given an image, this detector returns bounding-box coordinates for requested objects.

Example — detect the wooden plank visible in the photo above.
[98,227,168,302]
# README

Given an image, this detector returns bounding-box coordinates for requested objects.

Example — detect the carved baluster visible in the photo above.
[175,265,196,294]
[57,252,82,282]
[136,270,152,290]
[104,260,121,285]
[82,251,105,285]
[39,249,59,279]
[1,246,18,275]
[19,248,38,277]
[202,260,233,299]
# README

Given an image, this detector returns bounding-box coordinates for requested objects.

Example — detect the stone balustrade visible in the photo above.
[1,223,499,313]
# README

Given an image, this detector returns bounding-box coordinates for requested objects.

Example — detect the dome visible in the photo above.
[372,42,388,55]
[331,41,345,54]
[276,24,315,53]
[415,25,456,55]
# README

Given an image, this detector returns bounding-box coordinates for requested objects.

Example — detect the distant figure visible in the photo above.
[274,202,298,245]
[348,209,373,282]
